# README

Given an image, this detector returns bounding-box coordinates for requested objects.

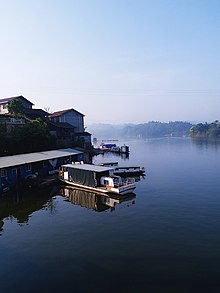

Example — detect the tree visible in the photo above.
[0,123,8,155]
[9,118,57,154]
[7,99,25,117]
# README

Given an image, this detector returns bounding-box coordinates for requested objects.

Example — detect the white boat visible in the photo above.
[99,143,129,153]
[59,163,136,195]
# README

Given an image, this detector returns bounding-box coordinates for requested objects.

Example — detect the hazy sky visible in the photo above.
[0,0,219,125]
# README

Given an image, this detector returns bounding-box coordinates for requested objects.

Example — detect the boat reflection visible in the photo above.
[59,186,136,212]
[98,151,130,160]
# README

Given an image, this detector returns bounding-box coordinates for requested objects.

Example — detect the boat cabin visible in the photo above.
[60,163,116,188]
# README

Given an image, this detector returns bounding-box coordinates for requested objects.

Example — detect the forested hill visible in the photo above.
[190,121,220,138]
[87,121,192,139]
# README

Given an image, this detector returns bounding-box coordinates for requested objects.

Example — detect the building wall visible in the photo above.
[0,164,32,192]
[58,111,84,132]
[18,98,33,109]
[0,153,84,193]
[0,97,33,114]
[0,104,8,114]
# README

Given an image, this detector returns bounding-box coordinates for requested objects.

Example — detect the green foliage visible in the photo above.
[0,123,8,155]
[190,121,220,138]
[7,99,25,117]
[0,119,57,156]
[88,121,192,139]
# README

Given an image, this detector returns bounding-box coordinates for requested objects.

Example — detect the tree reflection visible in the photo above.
[191,137,220,151]
[0,185,58,235]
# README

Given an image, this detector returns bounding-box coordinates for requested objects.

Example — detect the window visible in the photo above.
[26,164,31,172]
[0,169,7,177]
[3,104,7,109]
[43,161,47,168]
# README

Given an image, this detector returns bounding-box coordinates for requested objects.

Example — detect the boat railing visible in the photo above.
[122,177,135,185]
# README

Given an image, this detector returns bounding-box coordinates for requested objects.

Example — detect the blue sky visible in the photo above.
[0,0,219,124]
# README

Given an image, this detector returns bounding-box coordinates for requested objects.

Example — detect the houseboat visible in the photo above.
[59,163,136,195]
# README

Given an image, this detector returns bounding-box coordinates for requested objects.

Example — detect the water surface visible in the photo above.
[1,138,220,292]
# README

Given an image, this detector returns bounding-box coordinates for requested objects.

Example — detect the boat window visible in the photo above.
[113,177,119,185]
[104,179,109,185]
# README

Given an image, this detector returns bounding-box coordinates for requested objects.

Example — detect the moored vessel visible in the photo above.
[59,163,136,195]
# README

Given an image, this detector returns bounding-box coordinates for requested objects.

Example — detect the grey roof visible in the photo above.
[62,163,114,173]
[0,148,82,169]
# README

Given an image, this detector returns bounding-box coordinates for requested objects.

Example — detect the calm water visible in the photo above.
[1,138,220,293]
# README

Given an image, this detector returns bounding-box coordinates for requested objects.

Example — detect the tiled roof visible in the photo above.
[49,108,84,117]
[0,96,34,105]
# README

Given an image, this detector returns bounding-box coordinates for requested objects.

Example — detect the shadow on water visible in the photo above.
[0,182,137,235]
[0,184,59,235]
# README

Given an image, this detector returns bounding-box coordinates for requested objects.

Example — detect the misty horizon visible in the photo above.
[1,1,219,125]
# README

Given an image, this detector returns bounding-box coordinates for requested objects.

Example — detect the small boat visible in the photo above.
[59,163,136,195]
[97,162,145,176]
[113,166,145,176]
[99,143,117,151]
[99,143,130,153]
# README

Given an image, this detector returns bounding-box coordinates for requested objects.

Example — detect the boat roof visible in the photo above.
[0,148,82,169]
[98,162,118,166]
[62,163,114,173]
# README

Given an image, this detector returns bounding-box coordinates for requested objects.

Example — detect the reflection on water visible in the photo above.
[2,138,220,292]
[59,186,136,212]
[0,185,59,235]
[94,150,130,161]
[191,137,220,151]
[0,183,137,235]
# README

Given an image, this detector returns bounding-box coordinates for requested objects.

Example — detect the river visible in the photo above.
[0,138,220,292]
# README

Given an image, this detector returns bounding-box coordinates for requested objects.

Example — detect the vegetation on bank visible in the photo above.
[0,118,57,156]
[0,100,57,156]
[190,121,220,138]
[88,121,192,139]
[0,99,88,156]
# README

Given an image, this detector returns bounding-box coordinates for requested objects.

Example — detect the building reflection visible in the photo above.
[0,185,58,235]
[0,184,136,235]
[59,186,136,212]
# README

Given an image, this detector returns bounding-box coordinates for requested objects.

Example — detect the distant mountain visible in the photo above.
[87,121,193,139]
